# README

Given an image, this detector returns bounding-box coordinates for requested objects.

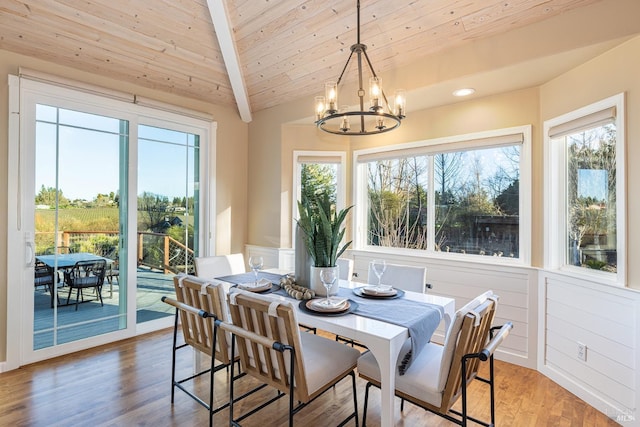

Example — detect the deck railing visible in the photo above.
[36,231,195,274]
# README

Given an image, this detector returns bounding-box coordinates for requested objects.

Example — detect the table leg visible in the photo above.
[367,335,406,427]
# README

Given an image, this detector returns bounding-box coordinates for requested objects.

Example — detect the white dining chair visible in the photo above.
[336,261,428,348]
[368,262,427,293]
[336,257,354,280]
[194,253,246,278]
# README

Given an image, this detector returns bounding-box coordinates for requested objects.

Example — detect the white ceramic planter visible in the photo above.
[309,265,340,297]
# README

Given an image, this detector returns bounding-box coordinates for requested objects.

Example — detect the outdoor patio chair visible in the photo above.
[162,274,265,427]
[105,259,119,298]
[34,262,61,307]
[64,259,107,310]
[226,288,360,427]
[358,291,513,426]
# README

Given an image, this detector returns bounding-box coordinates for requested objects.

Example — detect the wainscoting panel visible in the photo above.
[539,271,638,421]
[349,250,536,367]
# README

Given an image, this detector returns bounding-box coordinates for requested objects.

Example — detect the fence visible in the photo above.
[36,231,194,274]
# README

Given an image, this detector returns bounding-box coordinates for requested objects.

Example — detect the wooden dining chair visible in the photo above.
[358,291,512,426]
[162,274,265,427]
[63,259,107,310]
[226,288,360,427]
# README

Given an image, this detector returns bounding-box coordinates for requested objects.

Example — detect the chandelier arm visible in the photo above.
[356,48,365,133]
[335,49,356,86]
[361,49,393,113]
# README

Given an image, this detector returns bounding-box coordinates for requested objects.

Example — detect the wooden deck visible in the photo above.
[33,267,176,349]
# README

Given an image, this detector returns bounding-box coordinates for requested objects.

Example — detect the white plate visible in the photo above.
[362,286,397,296]
[238,278,272,292]
[309,298,348,312]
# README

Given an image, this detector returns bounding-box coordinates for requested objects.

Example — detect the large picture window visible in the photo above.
[355,127,530,262]
[545,94,625,285]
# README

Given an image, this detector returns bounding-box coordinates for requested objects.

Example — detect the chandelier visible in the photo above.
[314,0,406,136]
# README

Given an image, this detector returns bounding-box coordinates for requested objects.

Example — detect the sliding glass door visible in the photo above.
[135,124,199,324]
[7,75,213,366]
[33,105,128,349]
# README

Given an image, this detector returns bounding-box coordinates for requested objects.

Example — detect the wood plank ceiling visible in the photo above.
[0,0,603,120]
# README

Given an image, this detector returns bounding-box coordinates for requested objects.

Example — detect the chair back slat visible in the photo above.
[66,259,106,287]
[440,297,497,410]
[227,289,310,402]
[172,275,231,365]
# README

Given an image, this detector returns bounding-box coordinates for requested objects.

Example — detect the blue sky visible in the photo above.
[35,106,197,201]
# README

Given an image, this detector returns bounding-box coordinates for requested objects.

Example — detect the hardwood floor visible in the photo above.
[0,328,620,427]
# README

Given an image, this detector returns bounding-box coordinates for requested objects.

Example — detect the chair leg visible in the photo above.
[96,285,104,306]
[170,310,179,404]
[489,355,496,426]
[362,381,372,427]
[350,371,359,427]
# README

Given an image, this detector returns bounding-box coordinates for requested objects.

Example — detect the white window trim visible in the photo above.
[291,151,347,247]
[543,93,626,287]
[353,125,532,266]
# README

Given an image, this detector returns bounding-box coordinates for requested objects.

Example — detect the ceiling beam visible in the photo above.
[206,0,252,123]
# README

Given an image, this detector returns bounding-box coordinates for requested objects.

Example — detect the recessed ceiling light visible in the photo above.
[453,88,475,97]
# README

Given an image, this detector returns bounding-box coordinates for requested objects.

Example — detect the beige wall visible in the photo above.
[0,50,249,363]
[248,36,640,289]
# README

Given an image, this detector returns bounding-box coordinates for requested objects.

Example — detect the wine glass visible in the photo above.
[319,268,337,305]
[248,256,263,285]
[371,259,387,290]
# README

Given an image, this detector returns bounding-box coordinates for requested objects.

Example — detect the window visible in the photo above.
[292,151,347,241]
[545,94,625,285]
[354,127,530,263]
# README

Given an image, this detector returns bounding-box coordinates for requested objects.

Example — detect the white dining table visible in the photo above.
[245,276,455,427]
[213,273,455,427]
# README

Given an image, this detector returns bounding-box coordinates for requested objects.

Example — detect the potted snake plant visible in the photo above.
[296,193,353,296]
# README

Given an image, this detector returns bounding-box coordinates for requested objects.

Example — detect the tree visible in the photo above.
[495,179,519,215]
[566,125,616,269]
[301,164,336,206]
[138,192,170,232]
[367,158,429,249]
[35,185,70,207]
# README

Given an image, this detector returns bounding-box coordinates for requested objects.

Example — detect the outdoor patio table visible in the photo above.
[35,253,110,308]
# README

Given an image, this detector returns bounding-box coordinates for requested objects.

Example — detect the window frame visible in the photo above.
[543,93,626,286]
[353,126,532,265]
[291,150,347,247]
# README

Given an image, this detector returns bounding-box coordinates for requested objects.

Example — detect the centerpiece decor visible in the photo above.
[296,194,352,296]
